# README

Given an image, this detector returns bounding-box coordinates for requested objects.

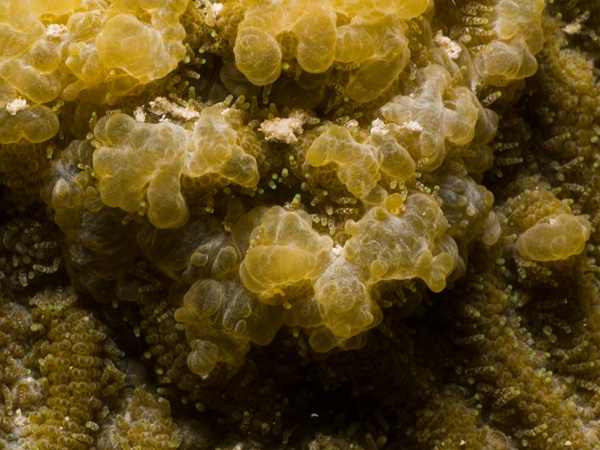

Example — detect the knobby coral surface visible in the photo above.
[1,0,600,449]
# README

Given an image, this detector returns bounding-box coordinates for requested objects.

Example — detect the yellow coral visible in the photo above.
[342,193,457,293]
[381,64,481,171]
[234,27,282,86]
[174,279,283,375]
[330,0,428,20]
[30,0,80,16]
[347,50,409,103]
[238,206,334,303]
[517,213,591,262]
[307,124,415,201]
[93,114,190,229]
[474,36,539,85]
[4,0,598,449]
[311,193,458,350]
[307,125,383,199]
[0,104,58,143]
[92,106,259,228]
[186,106,259,188]
[0,0,188,104]
[293,5,337,73]
[335,24,375,64]
[0,58,62,103]
[96,14,185,83]
[228,0,413,100]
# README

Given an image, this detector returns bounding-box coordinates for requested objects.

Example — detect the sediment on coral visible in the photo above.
[1,0,600,449]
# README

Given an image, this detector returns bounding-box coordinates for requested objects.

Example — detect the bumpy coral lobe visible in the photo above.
[2,0,600,449]
[238,206,334,302]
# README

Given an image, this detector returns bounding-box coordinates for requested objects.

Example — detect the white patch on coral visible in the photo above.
[259,110,306,144]
[6,97,27,115]
[434,30,462,60]
[562,23,581,35]
[345,119,359,130]
[370,118,388,135]
[134,107,146,123]
[402,120,423,132]
[149,97,200,121]
[46,24,68,39]
[331,244,343,256]
[13,409,26,427]
[562,11,589,35]
[211,3,224,15]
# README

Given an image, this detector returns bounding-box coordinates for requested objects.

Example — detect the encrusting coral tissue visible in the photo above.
[2,0,600,448]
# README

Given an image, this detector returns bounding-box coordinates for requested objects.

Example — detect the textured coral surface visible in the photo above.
[2,0,600,449]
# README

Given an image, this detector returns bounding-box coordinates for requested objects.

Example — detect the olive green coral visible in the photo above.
[3,0,600,449]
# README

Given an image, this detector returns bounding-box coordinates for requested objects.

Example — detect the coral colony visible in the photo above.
[2,0,600,449]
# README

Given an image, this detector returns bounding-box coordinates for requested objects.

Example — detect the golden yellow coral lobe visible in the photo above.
[93,114,190,229]
[239,206,334,302]
[517,213,591,262]
[0,105,59,143]
[92,106,258,228]
[96,14,182,82]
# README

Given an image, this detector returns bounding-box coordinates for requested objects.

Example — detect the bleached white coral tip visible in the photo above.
[6,98,27,115]
[46,24,68,38]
